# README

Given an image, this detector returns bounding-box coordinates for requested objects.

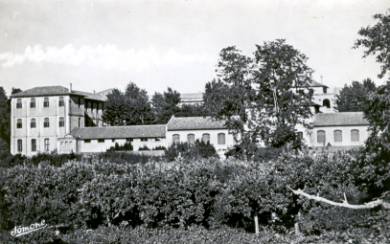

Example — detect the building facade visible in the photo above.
[10,86,106,156]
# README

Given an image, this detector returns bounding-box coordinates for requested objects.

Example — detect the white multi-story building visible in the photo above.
[10,86,106,156]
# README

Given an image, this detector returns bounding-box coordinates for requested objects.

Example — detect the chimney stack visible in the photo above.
[69,82,72,92]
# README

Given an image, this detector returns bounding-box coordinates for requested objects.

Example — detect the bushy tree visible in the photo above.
[103,83,154,125]
[0,87,10,146]
[205,41,314,156]
[355,10,390,78]
[336,79,376,112]
[151,87,181,124]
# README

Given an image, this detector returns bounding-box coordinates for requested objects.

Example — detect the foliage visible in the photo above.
[336,79,376,112]
[138,145,150,151]
[0,152,81,168]
[164,141,218,161]
[102,82,154,126]
[204,41,313,158]
[355,10,390,78]
[108,142,133,152]
[0,153,389,242]
[151,87,181,124]
[0,87,10,146]
[176,104,207,117]
[252,39,313,148]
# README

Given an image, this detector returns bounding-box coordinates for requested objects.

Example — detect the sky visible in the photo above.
[0,0,388,96]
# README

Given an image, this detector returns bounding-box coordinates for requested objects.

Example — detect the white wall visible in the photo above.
[166,129,235,157]
[309,125,369,148]
[11,96,70,156]
[75,137,167,153]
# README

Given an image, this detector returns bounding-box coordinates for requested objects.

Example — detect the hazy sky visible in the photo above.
[0,0,388,95]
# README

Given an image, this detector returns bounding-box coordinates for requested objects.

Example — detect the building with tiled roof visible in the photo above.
[297,112,370,150]
[10,85,110,156]
[167,116,227,131]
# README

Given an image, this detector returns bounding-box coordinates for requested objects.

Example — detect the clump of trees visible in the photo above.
[204,40,314,157]
[335,79,376,112]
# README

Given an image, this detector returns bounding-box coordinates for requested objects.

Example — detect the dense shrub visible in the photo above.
[165,141,218,161]
[108,142,133,152]
[0,153,81,168]
[0,152,389,242]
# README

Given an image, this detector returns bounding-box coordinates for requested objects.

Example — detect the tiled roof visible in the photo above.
[11,86,107,101]
[313,112,369,127]
[11,86,70,97]
[71,124,166,139]
[167,116,227,131]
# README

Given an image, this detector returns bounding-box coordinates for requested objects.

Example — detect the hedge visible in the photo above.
[0,152,389,242]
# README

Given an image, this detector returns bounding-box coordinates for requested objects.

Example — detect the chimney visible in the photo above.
[69,82,72,92]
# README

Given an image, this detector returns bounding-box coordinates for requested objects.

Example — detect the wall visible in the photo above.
[75,137,167,153]
[11,96,70,156]
[166,129,235,157]
[309,125,369,148]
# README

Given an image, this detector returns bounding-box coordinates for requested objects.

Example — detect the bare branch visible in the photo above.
[287,186,390,210]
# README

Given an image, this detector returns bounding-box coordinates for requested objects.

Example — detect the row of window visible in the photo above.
[16,117,65,129]
[16,97,65,109]
[316,129,360,144]
[84,138,161,143]
[16,138,50,153]
[172,133,226,145]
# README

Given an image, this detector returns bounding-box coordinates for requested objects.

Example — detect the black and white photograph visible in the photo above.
[0,0,389,243]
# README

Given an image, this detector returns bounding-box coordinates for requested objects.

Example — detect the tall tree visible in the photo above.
[355,10,390,78]
[203,46,253,136]
[204,42,313,152]
[103,83,154,126]
[0,87,10,146]
[124,83,154,125]
[151,87,180,123]
[251,39,313,148]
[336,79,376,112]
[102,89,128,126]
[354,10,390,198]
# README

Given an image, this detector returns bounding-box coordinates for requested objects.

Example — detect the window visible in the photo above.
[141,138,148,142]
[217,133,226,145]
[317,130,326,145]
[323,99,331,108]
[16,119,22,129]
[98,139,105,143]
[78,118,81,127]
[155,138,160,142]
[44,138,50,152]
[112,139,116,142]
[30,98,36,108]
[323,87,328,94]
[43,118,50,128]
[297,131,304,140]
[187,133,195,144]
[59,96,64,107]
[334,130,342,142]
[84,139,91,143]
[351,129,360,142]
[59,117,64,127]
[30,118,36,128]
[31,139,37,152]
[202,133,210,143]
[17,139,22,153]
[126,138,133,142]
[172,134,180,144]
[43,97,49,107]
[16,98,22,108]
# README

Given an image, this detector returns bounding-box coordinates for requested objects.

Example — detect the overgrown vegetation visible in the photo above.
[0,151,389,243]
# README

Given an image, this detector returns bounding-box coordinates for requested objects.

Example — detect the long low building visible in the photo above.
[57,116,236,157]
